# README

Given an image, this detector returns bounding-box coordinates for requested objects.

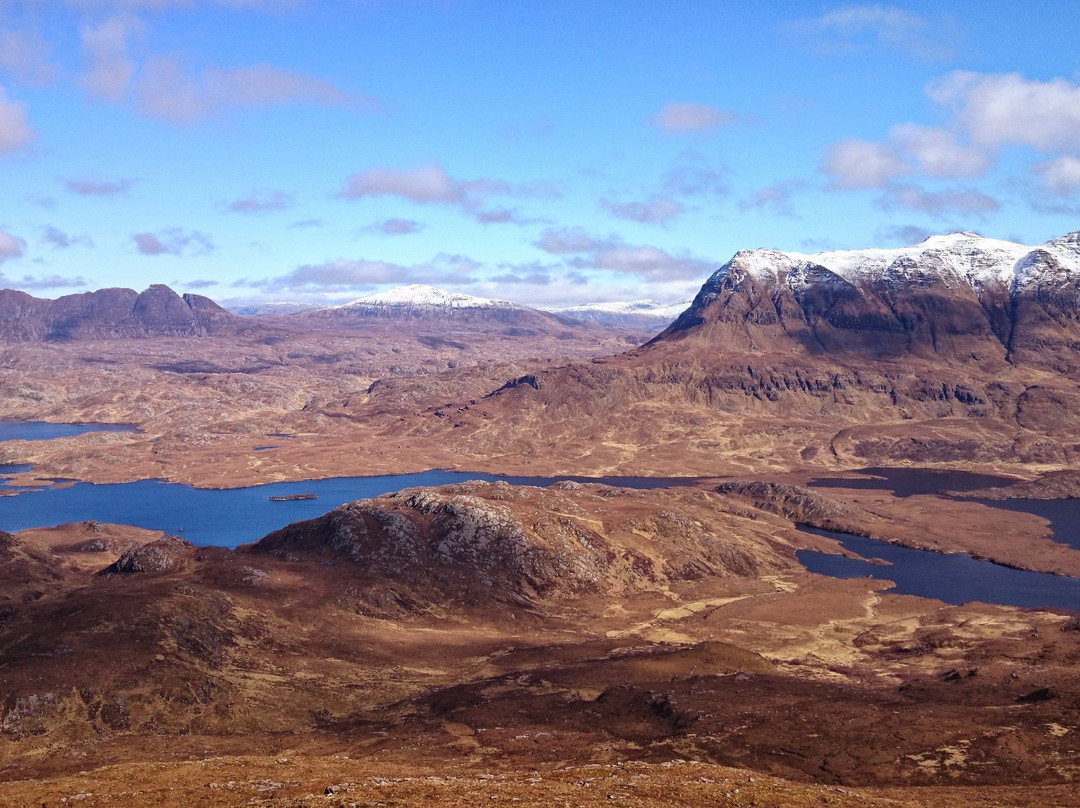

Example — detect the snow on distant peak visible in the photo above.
[334,284,517,309]
[555,299,691,318]
[712,232,1036,290]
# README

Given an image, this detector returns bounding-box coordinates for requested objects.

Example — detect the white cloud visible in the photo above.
[877,224,932,246]
[535,227,711,280]
[1038,155,1080,196]
[887,123,990,178]
[876,185,999,217]
[228,189,292,213]
[265,253,479,290]
[651,102,735,134]
[535,227,616,255]
[337,164,533,224]
[795,5,954,60]
[42,226,94,249]
[661,150,729,197]
[0,88,35,153]
[822,139,909,189]
[64,176,133,195]
[79,17,137,102]
[135,56,359,122]
[362,218,424,236]
[738,182,801,216]
[13,273,90,290]
[0,227,26,264]
[928,71,1080,152]
[338,164,462,204]
[133,228,214,256]
[205,63,355,108]
[584,245,712,280]
[601,197,684,225]
[0,28,60,86]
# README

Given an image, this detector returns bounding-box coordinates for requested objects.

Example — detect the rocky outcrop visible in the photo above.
[0,284,252,341]
[252,481,784,607]
[100,535,193,575]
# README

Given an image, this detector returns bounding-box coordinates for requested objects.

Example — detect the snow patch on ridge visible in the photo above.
[333,284,519,310]
[708,232,1078,293]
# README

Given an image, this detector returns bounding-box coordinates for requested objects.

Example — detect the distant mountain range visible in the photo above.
[546,299,692,331]
[234,286,691,332]
[0,284,247,341]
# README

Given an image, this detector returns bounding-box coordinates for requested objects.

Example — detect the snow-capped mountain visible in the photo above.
[331,284,520,311]
[661,230,1080,371]
[549,299,692,332]
[294,283,622,340]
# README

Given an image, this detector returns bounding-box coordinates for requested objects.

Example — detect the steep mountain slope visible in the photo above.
[0,284,255,341]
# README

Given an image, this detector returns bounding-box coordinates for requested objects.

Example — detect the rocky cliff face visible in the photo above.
[0,284,248,341]
[658,231,1080,372]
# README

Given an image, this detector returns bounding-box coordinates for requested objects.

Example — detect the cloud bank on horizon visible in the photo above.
[0,0,1078,307]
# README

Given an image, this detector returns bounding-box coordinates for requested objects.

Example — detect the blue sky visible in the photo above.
[1,0,1079,308]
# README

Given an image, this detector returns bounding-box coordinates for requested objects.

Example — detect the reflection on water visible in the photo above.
[797,526,1080,612]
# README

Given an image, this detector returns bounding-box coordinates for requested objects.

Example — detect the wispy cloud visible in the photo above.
[133,228,214,256]
[0,28,60,86]
[42,226,94,249]
[651,102,736,134]
[875,184,999,217]
[877,224,933,246]
[136,57,363,122]
[262,253,479,290]
[79,17,138,102]
[535,226,712,280]
[0,227,26,264]
[0,88,35,154]
[661,150,729,197]
[792,5,956,61]
[1037,155,1080,196]
[12,273,91,290]
[339,164,461,204]
[738,181,802,216]
[601,197,684,225]
[228,188,292,213]
[361,218,425,236]
[337,163,534,224]
[64,176,133,195]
